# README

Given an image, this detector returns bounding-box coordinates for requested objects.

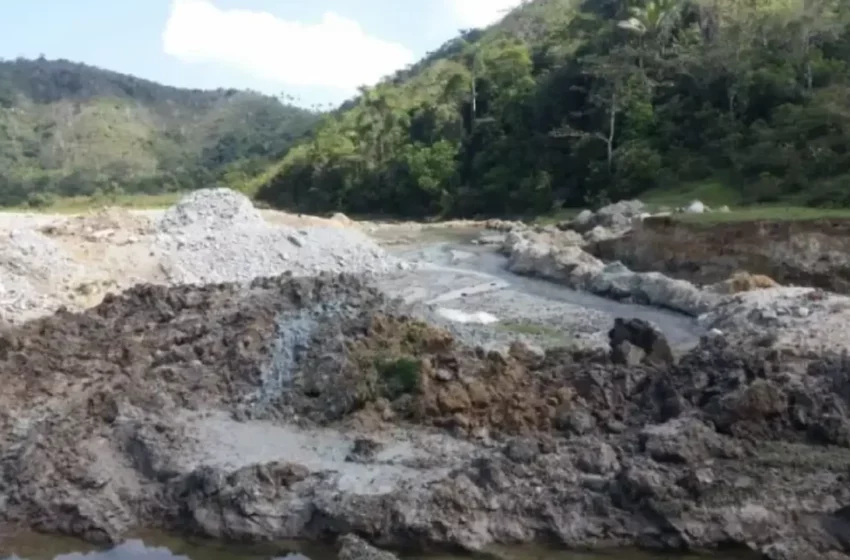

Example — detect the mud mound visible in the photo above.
[0,273,388,418]
[0,273,394,539]
[279,313,850,445]
[270,314,576,434]
[40,207,154,239]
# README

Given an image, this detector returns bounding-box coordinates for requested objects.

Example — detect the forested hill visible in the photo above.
[256,0,850,218]
[0,58,319,206]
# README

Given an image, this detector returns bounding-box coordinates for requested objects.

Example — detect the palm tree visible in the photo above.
[617,0,683,66]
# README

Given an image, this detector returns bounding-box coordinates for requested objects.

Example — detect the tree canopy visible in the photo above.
[257,0,850,218]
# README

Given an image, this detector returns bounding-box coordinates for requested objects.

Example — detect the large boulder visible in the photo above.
[571,209,596,233]
[505,234,602,283]
[608,317,675,366]
[633,271,721,316]
[594,199,646,230]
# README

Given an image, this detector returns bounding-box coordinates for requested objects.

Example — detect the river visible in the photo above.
[384,235,703,350]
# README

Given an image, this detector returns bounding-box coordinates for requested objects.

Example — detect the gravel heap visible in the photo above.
[156,187,263,233]
[699,286,850,354]
[154,188,411,285]
[0,229,80,323]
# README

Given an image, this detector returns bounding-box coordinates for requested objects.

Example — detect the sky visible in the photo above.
[0,0,524,108]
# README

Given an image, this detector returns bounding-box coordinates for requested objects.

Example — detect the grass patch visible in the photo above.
[0,192,184,214]
[534,179,850,226]
[375,355,421,398]
[496,320,566,341]
[533,208,581,225]
[672,205,850,224]
[641,179,744,209]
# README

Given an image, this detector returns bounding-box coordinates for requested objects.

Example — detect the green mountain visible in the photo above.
[256,0,850,218]
[0,57,320,206]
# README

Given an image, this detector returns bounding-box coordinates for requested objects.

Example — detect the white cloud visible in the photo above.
[162,0,415,93]
[446,0,525,28]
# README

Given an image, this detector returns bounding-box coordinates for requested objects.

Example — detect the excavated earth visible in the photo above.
[2,274,850,559]
[588,217,850,294]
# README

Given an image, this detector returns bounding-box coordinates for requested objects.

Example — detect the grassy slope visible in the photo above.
[0,58,319,206]
[533,179,850,225]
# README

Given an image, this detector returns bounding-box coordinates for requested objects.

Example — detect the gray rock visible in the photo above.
[557,406,596,435]
[338,534,399,560]
[504,438,539,463]
[609,317,674,366]
[640,417,743,464]
[576,442,620,475]
[574,209,595,231]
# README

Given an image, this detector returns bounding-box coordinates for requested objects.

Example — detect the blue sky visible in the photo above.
[0,0,522,107]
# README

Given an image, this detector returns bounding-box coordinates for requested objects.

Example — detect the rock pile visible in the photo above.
[153,188,410,284]
[156,187,262,232]
[567,199,648,234]
[0,229,80,323]
[700,286,850,354]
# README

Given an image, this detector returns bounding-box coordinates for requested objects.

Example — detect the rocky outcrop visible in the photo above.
[3,274,850,558]
[501,229,720,316]
[562,200,647,234]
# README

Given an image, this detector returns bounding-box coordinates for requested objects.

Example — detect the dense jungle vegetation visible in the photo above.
[0,58,319,207]
[256,0,850,218]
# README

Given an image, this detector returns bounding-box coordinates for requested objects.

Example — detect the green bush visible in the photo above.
[375,356,421,398]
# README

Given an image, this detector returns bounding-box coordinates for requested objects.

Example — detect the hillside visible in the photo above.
[0,57,319,207]
[256,0,850,218]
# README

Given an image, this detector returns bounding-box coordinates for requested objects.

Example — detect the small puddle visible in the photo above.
[0,532,757,560]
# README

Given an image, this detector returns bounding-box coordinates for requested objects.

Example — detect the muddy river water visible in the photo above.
[0,533,758,560]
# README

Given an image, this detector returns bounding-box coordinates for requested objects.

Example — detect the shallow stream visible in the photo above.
[386,235,703,349]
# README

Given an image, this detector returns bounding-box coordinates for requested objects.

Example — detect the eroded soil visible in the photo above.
[588,217,850,293]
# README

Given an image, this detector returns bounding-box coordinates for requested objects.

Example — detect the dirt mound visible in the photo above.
[40,208,153,240]
[709,271,780,294]
[3,276,850,558]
